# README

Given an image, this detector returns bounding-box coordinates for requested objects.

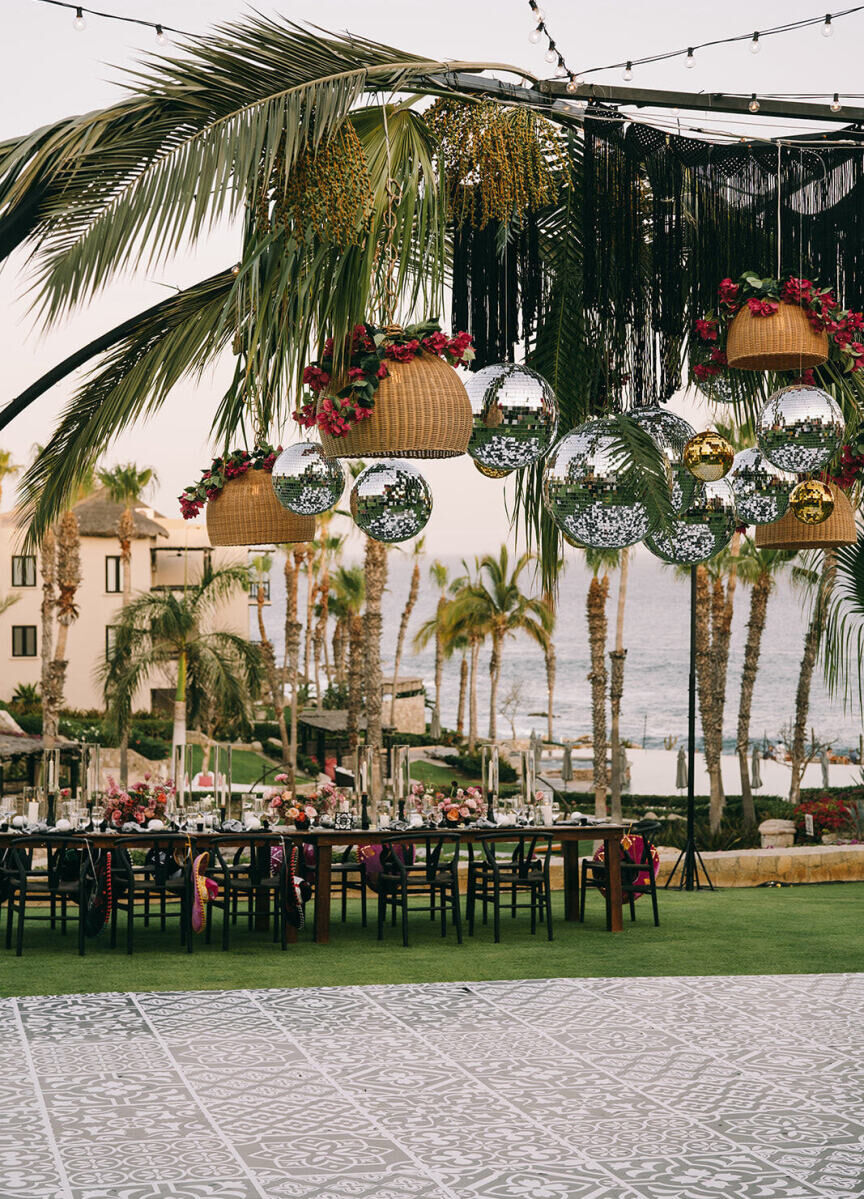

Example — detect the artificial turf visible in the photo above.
[2,883,862,998]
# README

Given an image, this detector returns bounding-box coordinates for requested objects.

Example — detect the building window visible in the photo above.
[105,556,123,593]
[11,555,36,588]
[249,578,270,602]
[105,626,117,657]
[12,626,37,657]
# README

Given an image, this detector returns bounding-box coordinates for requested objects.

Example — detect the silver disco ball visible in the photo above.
[350,459,432,543]
[645,479,737,564]
[756,385,844,473]
[542,418,655,549]
[271,442,345,515]
[727,447,796,526]
[630,405,698,513]
[467,363,558,470]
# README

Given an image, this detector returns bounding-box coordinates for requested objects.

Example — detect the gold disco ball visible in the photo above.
[473,459,513,480]
[683,431,735,482]
[789,479,835,525]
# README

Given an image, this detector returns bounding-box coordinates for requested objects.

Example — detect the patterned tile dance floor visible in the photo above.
[1,974,862,1199]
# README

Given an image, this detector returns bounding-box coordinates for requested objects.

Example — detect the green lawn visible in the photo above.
[409,760,479,789]
[2,883,862,998]
[184,745,313,787]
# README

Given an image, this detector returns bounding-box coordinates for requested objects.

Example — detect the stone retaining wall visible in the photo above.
[655,843,864,887]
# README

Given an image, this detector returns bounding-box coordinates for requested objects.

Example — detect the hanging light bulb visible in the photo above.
[685,48,695,69]
[566,76,579,93]
[545,43,558,64]
[749,93,760,113]
[529,25,542,43]
[671,107,681,117]
[831,92,842,112]
[822,14,833,36]
[750,32,761,54]
[73,6,86,30]
[622,60,633,81]
[555,56,567,78]
[155,23,167,45]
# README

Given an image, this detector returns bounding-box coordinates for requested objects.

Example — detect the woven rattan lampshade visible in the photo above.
[754,482,856,549]
[726,303,829,371]
[206,471,316,547]
[317,353,472,459]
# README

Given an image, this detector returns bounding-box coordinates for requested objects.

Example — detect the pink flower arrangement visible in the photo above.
[104,775,173,826]
[292,319,474,439]
[437,787,483,825]
[178,443,281,520]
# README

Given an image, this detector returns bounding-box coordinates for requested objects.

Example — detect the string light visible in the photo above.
[823,13,834,34]
[685,48,695,68]
[73,5,85,29]
[750,31,761,53]
[31,0,192,39]
[623,60,633,81]
[749,93,761,112]
[529,25,542,43]
[831,92,842,110]
[155,23,166,45]
[544,43,558,63]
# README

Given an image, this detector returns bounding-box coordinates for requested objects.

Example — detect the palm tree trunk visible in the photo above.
[257,585,289,764]
[705,533,740,831]
[434,597,445,730]
[468,637,480,753]
[737,573,772,826]
[172,648,188,801]
[304,547,316,698]
[363,539,388,762]
[347,613,364,750]
[285,549,303,786]
[40,530,57,747]
[587,574,609,817]
[117,507,135,787]
[333,617,347,686]
[790,553,835,804]
[488,631,501,741]
[390,559,421,726]
[608,548,629,822]
[316,568,332,692]
[545,639,556,745]
[457,653,468,738]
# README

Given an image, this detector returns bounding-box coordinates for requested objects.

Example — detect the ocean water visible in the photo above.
[260,549,864,755]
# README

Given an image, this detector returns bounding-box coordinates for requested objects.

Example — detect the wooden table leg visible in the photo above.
[604,836,623,932]
[254,844,271,932]
[563,839,580,922]
[314,842,332,944]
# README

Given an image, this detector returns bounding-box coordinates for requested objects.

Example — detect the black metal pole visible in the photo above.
[685,563,697,891]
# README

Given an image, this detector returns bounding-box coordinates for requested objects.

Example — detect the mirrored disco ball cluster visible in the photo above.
[543,418,655,549]
[727,447,795,525]
[630,406,698,513]
[757,384,844,472]
[350,459,432,543]
[645,479,737,564]
[272,442,345,515]
[467,364,558,471]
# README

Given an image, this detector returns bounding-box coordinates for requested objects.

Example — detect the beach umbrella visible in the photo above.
[561,742,573,783]
[820,748,830,789]
[751,746,763,790]
[430,706,441,741]
[676,747,688,791]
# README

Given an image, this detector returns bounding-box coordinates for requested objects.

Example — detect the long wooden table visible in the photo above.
[0,824,626,942]
[302,825,626,944]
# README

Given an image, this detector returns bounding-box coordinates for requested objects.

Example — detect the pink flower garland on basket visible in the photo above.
[292,320,474,439]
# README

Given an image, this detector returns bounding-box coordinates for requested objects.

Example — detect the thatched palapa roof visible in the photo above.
[72,489,168,539]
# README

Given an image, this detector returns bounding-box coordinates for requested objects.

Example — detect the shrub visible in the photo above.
[793,796,855,838]
[440,751,517,782]
[128,733,171,760]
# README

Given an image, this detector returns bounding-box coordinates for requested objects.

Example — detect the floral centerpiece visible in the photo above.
[178,443,280,520]
[268,777,347,828]
[292,320,474,439]
[104,775,173,827]
[793,796,854,841]
[693,273,864,384]
[437,787,484,827]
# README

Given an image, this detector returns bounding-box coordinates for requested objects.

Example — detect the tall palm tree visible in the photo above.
[363,538,389,771]
[450,547,550,742]
[541,590,558,746]
[735,542,794,825]
[584,549,616,818]
[437,572,485,753]
[102,566,262,778]
[389,536,425,726]
[414,589,471,740]
[278,542,307,786]
[426,560,449,734]
[312,519,344,700]
[329,564,364,690]
[250,552,289,765]
[42,512,81,749]
[39,528,56,742]
[608,547,630,822]
[0,450,19,508]
[330,566,367,751]
[788,552,836,804]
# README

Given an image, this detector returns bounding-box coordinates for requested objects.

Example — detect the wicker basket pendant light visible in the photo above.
[726,304,829,371]
[317,353,472,460]
[754,482,856,549]
[206,470,316,547]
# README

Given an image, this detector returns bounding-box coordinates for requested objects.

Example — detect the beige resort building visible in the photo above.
[0,490,252,712]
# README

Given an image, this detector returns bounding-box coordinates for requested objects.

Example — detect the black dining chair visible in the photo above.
[580,820,661,926]
[110,835,194,954]
[332,845,368,927]
[206,833,291,950]
[1,834,89,957]
[466,833,554,943]
[376,833,462,948]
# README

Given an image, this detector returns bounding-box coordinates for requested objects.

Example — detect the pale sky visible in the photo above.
[1,0,859,554]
